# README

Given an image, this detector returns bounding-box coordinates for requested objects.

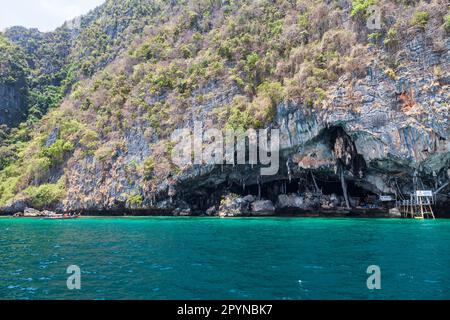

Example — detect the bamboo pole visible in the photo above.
[340,166,351,209]
[311,172,320,194]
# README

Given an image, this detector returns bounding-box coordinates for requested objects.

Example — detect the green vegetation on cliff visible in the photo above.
[0,35,30,128]
[0,35,29,85]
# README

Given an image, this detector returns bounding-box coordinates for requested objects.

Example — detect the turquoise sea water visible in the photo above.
[0,217,450,300]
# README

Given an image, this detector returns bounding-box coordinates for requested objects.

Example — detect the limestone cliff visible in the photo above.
[0,35,28,127]
[0,0,449,215]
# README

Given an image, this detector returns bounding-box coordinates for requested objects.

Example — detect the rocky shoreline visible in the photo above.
[1,0,449,222]
[0,193,415,218]
[0,210,422,218]
[3,187,450,218]
[8,207,79,219]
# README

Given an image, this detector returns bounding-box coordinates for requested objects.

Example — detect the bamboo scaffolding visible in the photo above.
[396,193,435,219]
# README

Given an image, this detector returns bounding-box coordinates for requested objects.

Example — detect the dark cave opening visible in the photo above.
[230,177,376,200]
[313,176,377,198]
[181,125,376,213]
[184,173,378,213]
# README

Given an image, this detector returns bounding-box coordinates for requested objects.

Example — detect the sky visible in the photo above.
[0,0,105,32]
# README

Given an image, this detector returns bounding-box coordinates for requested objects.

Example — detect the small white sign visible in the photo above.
[416,190,433,197]
[380,196,393,202]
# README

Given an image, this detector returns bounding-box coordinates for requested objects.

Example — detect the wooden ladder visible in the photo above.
[416,195,435,219]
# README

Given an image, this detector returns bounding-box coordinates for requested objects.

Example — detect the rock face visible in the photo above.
[0,34,29,128]
[1,198,27,214]
[0,36,28,128]
[216,195,276,217]
[251,200,275,216]
[0,84,27,127]
[0,1,449,217]
[206,206,217,216]
[276,194,304,209]
[14,208,58,217]
[218,194,251,217]
[67,33,446,215]
[389,208,402,218]
[23,207,42,217]
[155,199,191,216]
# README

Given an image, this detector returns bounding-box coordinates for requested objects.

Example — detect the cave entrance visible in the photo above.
[312,176,375,197]
[223,174,378,204]
[227,178,304,203]
[185,172,378,213]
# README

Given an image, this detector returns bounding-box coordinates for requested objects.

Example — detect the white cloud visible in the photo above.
[0,0,105,32]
